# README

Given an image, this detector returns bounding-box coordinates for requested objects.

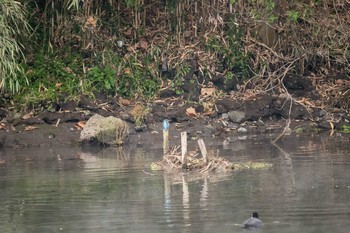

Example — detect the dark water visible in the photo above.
[0,133,349,233]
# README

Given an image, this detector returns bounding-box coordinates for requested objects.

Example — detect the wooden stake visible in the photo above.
[163,119,169,155]
[198,139,208,164]
[181,131,187,167]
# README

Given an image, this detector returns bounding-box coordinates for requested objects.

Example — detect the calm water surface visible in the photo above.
[0,133,349,233]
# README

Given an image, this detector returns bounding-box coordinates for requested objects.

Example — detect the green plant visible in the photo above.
[16,51,85,108]
[172,65,190,95]
[340,125,350,133]
[124,0,140,8]
[87,66,117,95]
[295,127,304,134]
[114,54,160,99]
[287,10,300,23]
[225,72,234,85]
[205,22,251,80]
[133,105,151,127]
[0,0,30,93]
[247,0,277,23]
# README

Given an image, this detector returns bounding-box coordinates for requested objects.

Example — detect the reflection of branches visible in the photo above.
[272,98,292,143]
[270,140,297,200]
[271,141,292,164]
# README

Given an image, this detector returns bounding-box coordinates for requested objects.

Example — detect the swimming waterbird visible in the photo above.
[241,212,263,229]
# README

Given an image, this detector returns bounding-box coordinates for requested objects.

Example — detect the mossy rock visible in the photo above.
[80,114,129,146]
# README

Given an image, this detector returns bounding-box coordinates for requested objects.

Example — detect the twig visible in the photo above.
[55,118,61,127]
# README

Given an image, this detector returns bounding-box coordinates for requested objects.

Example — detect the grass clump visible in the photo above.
[15,51,85,108]
[0,1,29,94]
[340,125,350,134]
[14,47,161,110]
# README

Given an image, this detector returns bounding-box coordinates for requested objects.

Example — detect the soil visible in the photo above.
[0,83,349,149]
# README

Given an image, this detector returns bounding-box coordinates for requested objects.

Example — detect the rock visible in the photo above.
[216,98,242,112]
[6,111,22,123]
[221,113,229,119]
[215,104,227,115]
[160,89,178,98]
[41,111,88,124]
[134,124,147,132]
[227,122,239,129]
[228,110,245,123]
[211,74,238,92]
[57,100,78,111]
[283,75,314,97]
[20,117,45,126]
[80,114,129,146]
[0,108,6,119]
[317,120,332,130]
[237,127,247,133]
[316,109,327,118]
[78,97,99,111]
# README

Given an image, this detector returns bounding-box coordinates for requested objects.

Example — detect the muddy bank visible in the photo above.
[0,92,349,148]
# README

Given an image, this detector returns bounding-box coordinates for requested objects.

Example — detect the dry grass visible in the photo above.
[151,146,272,173]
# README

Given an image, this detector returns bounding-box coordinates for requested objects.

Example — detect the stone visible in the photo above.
[237,127,247,133]
[228,110,245,123]
[80,114,129,146]
[0,108,6,119]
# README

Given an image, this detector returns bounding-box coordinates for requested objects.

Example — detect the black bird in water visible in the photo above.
[241,212,263,229]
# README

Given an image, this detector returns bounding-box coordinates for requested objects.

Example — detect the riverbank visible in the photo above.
[1,91,349,148]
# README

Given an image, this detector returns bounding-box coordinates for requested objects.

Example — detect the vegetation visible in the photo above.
[340,125,350,134]
[0,0,29,93]
[0,0,348,112]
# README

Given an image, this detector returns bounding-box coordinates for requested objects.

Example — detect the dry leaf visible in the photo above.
[243,91,257,101]
[0,123,6,130]
[119,98,131,106]
[127,45,137,52]
[139,39,148,50]
[202,102,215,116]
[123,28,133,37]
[24,126,38,131]
[55,83,63,89]
[203,109,215,116]
[22,112,33,120]
[300,97,313,106]
[124,68,131,75]
[335,79,345,85]
[186,107,197,117]
[129,103,144,118]
[201,87,216,97]
[85,16,97,28]
[75,121,86,130]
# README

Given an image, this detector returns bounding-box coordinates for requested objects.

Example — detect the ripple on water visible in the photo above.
[0,135,350,233]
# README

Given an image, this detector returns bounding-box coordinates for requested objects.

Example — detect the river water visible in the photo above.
[0,133,349,233]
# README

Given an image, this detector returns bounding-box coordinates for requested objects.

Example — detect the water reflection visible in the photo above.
[0,133,349,233]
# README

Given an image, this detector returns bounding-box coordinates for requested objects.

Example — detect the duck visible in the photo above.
[241,212,263,229]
